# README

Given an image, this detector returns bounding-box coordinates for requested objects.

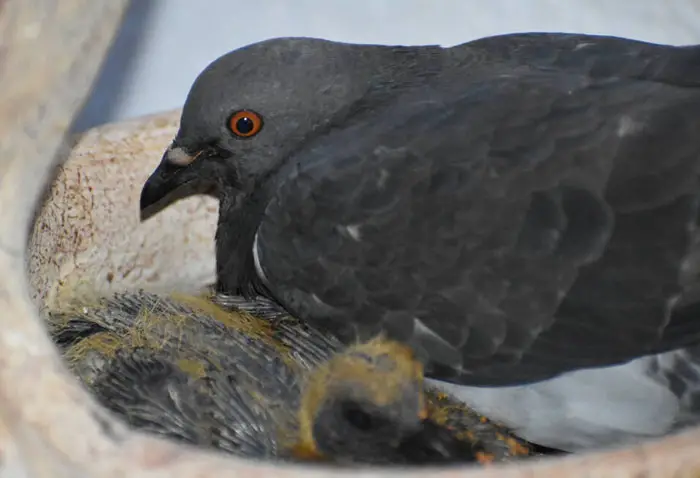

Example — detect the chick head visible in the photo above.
[294,336,430,463]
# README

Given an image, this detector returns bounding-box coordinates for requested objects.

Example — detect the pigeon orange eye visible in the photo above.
[228,110,263,138]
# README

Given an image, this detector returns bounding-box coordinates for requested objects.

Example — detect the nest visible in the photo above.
[1,0,700,476]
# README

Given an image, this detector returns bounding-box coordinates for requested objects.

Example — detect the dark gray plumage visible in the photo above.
[139,33,700,450]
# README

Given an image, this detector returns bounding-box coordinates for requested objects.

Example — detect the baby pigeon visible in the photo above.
[140,32,700,451]
[48,291,534,465]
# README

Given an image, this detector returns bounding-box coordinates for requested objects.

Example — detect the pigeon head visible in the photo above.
[140,37,432,217]
[292,337,480,465]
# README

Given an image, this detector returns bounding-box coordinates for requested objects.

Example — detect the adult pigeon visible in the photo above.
[139,32,700,451]
[49,291,532,465]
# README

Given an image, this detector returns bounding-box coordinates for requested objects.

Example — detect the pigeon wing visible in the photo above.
[258,67,700,386]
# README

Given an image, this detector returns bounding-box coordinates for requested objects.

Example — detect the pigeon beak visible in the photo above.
[139,146,201,220]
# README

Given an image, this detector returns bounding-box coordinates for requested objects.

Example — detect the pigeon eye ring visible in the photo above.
[228,110,263,138]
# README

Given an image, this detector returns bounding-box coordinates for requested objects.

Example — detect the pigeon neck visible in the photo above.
[214,186,270,298]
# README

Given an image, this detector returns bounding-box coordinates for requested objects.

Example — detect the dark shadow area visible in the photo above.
[71,0,157,133]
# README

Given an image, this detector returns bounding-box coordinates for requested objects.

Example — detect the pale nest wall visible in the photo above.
[6,1,700,477]
[28,111,219,313]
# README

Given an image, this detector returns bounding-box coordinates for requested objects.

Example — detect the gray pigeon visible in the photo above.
[139,32,700,452]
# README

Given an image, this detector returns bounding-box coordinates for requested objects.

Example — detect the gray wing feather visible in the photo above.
[258,68,700,385]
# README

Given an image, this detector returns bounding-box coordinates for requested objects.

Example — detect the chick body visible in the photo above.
[49,291,535,465]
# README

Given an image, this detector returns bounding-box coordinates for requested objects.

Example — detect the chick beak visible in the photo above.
[139,146,202,220]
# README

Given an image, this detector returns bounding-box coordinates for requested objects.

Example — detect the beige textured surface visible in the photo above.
[6,1,700,476]
[0,1,130,478]
[29,111,218,313]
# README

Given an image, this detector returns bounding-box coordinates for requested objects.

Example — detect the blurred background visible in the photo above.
[72,0,700,132]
